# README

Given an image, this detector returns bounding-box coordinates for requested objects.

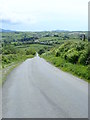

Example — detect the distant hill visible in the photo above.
[0,28,15,32]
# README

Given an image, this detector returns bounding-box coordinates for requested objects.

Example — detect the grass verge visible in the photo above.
[41,54,89,82]
[1,54,34,85]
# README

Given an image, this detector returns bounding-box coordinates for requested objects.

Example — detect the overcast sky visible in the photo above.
[0,0,89,31]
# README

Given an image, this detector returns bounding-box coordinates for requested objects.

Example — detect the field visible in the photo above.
[0,30,89,84]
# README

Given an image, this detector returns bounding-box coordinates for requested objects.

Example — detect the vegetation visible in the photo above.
[41,41,90,81]
[38,49,45,55]
[2,45,36,68]
[55,41,89,64]
[0,30,89,84]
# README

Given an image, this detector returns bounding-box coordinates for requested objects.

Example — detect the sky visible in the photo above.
[0,0,89,31]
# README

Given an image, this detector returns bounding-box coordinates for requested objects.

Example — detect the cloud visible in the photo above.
[1,13,37,25]
[0,0,38,25]
[0,0,89,31]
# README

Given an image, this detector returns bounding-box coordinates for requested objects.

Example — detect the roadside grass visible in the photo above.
[42,54,89,82]
[2,62,21,85]
[41,41,90,82]
[2,54,34,85]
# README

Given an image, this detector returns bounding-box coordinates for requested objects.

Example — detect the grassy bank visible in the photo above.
[2,62,21,85]
[2,54,34,85]
[1,44,36,85]
[41,41,90,82]
[1,54,34,85]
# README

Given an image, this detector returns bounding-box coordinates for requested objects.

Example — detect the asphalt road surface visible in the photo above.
[2,55,88,118]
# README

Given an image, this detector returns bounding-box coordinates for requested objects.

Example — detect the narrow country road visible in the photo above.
[2,55,88,118]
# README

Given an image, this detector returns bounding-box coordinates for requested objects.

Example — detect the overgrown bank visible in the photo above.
[1,45,36,85]
[41,41,90,81]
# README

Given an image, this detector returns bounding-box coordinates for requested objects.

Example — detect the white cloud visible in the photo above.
[0,0,89,30]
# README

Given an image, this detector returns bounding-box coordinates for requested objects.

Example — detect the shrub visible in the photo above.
[3,45,18,54]
[26,48,36,55]
[66,50,79,63]
[55,50,60,57]
[38,49,45,55]
[2,56,9,64]
[76,42,85,51]
[78,50,88,65]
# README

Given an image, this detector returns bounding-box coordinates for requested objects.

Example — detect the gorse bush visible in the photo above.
[76,42,85,51]
[66,50,79,64]
[55,41,88,65]
[78,50,88,65]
